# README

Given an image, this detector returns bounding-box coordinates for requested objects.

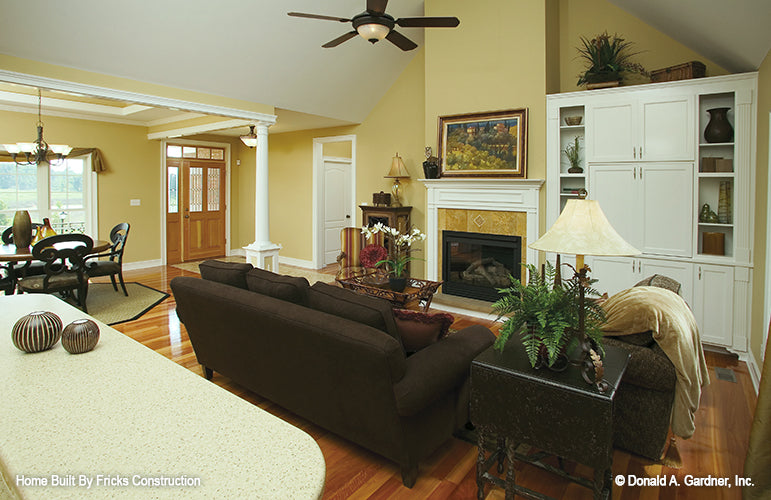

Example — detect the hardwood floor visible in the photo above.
[104,265,757,499]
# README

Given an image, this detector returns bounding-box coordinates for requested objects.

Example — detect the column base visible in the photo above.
[244,242,282,273]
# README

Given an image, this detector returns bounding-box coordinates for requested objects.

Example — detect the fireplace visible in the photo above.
[442,230,522,302]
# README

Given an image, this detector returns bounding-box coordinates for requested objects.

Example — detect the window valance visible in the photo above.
[0,147,107,173]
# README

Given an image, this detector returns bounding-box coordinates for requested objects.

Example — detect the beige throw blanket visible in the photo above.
[601,287,710,439]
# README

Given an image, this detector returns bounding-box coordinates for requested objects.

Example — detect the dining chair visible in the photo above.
[1,224,46,293]
[16,233,94,312]
[84,222,130,296]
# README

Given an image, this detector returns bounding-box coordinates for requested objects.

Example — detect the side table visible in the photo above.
[470,341,629,500]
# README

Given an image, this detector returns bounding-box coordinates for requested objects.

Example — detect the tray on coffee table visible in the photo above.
[337,274,442,312]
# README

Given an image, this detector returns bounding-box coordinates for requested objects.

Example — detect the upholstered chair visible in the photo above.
[336,227,386,280]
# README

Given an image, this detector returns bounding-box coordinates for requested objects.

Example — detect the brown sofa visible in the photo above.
[170,261,495,487]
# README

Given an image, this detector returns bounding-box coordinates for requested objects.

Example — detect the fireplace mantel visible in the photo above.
[420,178,544,282]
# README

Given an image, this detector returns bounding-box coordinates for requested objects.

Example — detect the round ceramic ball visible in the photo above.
[61,319,100,354]
[12,311,63,353]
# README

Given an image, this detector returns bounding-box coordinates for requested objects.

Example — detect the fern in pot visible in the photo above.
[492,262,606,370]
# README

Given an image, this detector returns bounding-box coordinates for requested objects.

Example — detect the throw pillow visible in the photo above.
[392,309,455,353]
[245,268,310,305]
[199,260,253,289]
[306,282,403,351]
[635,274,682,295]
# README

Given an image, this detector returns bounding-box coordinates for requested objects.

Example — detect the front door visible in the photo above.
[166,146,226,264]
[323,158,352,265]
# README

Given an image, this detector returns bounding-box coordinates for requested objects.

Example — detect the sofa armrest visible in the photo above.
[394,324,494,416]
[603,337,676,392]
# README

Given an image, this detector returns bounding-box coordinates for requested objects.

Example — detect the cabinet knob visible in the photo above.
[633,148,637,159]
[639,147,643,159]
[345,215,351,219]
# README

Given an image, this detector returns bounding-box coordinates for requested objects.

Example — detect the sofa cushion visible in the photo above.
[393,309,454,353]
[606,330,655,347]
[307,282,403,351]
[245,268,310,305]
[199,260,253,289]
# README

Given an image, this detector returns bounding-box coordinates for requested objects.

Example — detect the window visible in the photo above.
[0,157,96,234]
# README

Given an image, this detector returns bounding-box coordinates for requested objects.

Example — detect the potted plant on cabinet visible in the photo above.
[492,262,606,370]
[361,223,426,292]
[576,31,650,89]
[563,136,583,174]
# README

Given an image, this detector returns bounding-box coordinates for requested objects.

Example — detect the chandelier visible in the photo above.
[3,89,72,166]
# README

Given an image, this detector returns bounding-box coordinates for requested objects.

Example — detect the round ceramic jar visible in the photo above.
[61,319,100,354]
[12,311,63,353]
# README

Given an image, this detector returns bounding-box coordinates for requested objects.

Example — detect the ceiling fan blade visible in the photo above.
[366,0,388,15]
[322,31,358,48]
[385,30,418,51]
[288,12,350,23]
[396,16,460,28]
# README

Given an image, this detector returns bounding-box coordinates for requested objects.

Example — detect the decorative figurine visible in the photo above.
[699,203,719,223]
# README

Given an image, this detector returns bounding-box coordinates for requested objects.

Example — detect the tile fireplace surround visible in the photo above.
[420,179,545,290]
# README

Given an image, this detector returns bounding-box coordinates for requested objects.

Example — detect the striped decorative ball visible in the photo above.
[61,319,100,354]
[12,311,63,353]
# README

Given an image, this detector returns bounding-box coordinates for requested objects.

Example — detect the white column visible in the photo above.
[244,122,281,272]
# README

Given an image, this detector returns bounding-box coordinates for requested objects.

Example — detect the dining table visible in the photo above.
[0,238,111,294]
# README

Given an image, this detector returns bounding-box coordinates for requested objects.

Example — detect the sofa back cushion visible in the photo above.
[199,260,253,289]
[307,282,403,352]
[245,268,310,305]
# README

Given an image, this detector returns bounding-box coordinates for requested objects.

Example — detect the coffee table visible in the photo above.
[0,294,326,499]
[337,274,442,311]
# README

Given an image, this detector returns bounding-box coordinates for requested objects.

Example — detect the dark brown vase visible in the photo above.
[704,107,734,143]
[12,210,32,249]
[389,277,407,293]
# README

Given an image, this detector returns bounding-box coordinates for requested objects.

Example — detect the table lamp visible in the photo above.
[529,195,640,389]
[385,153,410,207]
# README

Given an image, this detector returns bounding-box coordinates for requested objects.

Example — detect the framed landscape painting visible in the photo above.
[438,108,528,177]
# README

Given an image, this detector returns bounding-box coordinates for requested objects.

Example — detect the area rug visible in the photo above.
[86,282,169,325]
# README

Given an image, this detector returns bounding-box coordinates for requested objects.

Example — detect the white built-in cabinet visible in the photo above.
[546,73,757,354]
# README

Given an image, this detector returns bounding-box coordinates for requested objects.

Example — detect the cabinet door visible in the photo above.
[639,95,695,161]
[640,163,693,257]
[587,256,636,297]
[589,165,642,250]
[586,100,635,162]
[638,258,694,306]
[693,264,734,346]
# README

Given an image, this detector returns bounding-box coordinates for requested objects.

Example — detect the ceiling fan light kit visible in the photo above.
[288,0,459,51]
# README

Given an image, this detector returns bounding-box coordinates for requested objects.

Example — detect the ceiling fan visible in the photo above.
[288,0,459,51]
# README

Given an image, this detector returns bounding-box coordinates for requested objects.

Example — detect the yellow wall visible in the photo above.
[751,50,771,366]
[0,109,161,262]
[558,0,729,92]
[264,49,426,270]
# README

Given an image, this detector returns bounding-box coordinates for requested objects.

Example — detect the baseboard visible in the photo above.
[279,256,315,269]
[743,350,761,394]
[431,301,500,322]
[122,259,163,271]
[229,248,246,257]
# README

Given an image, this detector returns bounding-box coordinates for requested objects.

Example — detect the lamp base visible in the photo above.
[390,179,403,207]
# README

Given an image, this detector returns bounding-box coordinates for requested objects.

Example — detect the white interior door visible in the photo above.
[323,158,353,265]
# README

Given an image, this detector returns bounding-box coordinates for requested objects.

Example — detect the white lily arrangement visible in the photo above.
[361,223,427,278]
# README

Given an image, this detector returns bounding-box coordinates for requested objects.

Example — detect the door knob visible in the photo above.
[346,215,351,219]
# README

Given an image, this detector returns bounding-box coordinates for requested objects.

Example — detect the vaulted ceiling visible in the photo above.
[0,0,768,136]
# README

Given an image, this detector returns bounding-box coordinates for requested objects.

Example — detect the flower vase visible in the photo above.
[704,107,733,143]
[389,277,407,293]
[718,181,732,224]
[31,217,56,246]
[12,210,32,249]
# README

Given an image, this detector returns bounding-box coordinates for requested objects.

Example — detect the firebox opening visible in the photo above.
[441,230,522,302]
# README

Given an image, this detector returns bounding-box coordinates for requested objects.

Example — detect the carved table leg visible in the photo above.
[497,436,506,473]
[505,440,517,500]
[476,428,486,500]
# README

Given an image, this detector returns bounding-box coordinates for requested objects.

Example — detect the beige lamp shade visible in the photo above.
[530,198,640,257]
[385,153,410,178]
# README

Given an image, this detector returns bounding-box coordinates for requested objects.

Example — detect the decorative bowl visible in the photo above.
[564,116,582,126]
[62,319,100,354]
[12,311,63,353]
